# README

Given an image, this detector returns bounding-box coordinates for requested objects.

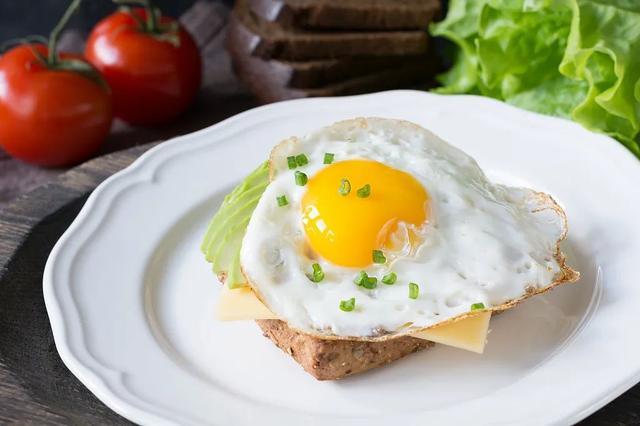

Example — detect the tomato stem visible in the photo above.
[113,0,160,34]
[48,0,83,65]
[143,0,160,34]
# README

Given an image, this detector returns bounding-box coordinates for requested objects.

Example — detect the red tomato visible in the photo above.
[0,44,113,167]
[85,8,202,126]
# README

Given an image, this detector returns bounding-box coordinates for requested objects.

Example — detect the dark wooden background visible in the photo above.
[0,0,214,40]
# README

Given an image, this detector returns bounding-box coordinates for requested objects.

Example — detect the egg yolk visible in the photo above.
[301,160,429,267]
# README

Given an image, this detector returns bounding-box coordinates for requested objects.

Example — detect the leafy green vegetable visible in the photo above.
[201,162,269,288]
[431,0,640,155]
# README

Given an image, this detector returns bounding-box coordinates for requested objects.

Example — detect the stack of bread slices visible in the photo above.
[227,0,442,103]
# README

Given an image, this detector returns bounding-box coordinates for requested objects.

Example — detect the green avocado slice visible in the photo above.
[203,186,265,262]
[201,161,269,288]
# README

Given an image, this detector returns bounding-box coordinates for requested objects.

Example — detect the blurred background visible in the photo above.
[0,0,443,208]
[2,0,637,209]
[0,0,211,39]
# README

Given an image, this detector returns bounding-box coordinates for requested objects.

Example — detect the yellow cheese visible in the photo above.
[411,311,491,354]
[217,287,490,353]
[216,286,278,320]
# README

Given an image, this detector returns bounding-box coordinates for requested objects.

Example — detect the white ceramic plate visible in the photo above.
[44,91,640,426]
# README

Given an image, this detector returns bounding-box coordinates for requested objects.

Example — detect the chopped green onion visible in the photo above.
[339,178,351,196]
[307,263,324,283]
[339,297,356,312]
[323,153,335,164]
[295,171,308,186]
[276,195,288,207]
[362,276,377,289]
[354,271,377,289]
[295,153,308,167]
[353,271,368,286]
[372,250,386,264]
[287,156,297,169]
[408,282,419,299]
[382,272,397,285]
[471,302,486,311]
[357,183,371,198]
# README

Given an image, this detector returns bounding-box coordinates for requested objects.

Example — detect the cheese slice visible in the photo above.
[217,286,490,353]
[216,286,278,320]
[411,311,490,353]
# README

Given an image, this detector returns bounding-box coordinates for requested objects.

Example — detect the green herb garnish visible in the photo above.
[471,302,486,311]
[362,276,377,289]
[372,250,386,264]
[353,271,368,286]
[339,297,356,312]
[307,263,324,283]
[276,195,288,206]
[354,271,377,289]
[409,282,419,299]
[382,272,397,285]
[357,183,371,198]
[339,178,351,196]
[287,156,297,169]
[324,153,335,164]
[295,171,308,186]
[295,154,309,167]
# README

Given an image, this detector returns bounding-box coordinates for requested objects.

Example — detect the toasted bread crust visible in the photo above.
[256,319,433,380]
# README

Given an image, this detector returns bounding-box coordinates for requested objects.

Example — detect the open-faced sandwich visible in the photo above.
[201,118,579,380]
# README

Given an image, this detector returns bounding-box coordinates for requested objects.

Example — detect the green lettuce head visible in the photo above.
[431,0,640,156]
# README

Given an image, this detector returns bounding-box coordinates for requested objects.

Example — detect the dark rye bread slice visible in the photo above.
[256,319,433,380]
[228,29,435,103]
[232,57,435,104]
[279,57,431,89]
[227,13,437,103]
[228,12,433,89]
[248,0,441,30]
[235,0,429,60]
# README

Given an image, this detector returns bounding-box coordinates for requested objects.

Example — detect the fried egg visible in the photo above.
[240,118,578,339]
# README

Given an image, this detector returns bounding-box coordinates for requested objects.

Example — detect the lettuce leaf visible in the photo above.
[431,0,640,155]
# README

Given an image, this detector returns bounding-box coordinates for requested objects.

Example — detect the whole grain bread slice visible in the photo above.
[227,13,436,90]
[248,0,441,30]
[235,0,429,60]
[257,319,433,380]
[216,272,433,380]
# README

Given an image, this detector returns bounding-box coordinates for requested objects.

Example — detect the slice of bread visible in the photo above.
[234,0,429,60]
[227,14,436,103]
[248,0,441,30]
[257,319,433,380]
[228,13,433,89]
[216,272,433,380]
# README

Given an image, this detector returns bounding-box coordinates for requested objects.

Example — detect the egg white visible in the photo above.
[239,118,578,339]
